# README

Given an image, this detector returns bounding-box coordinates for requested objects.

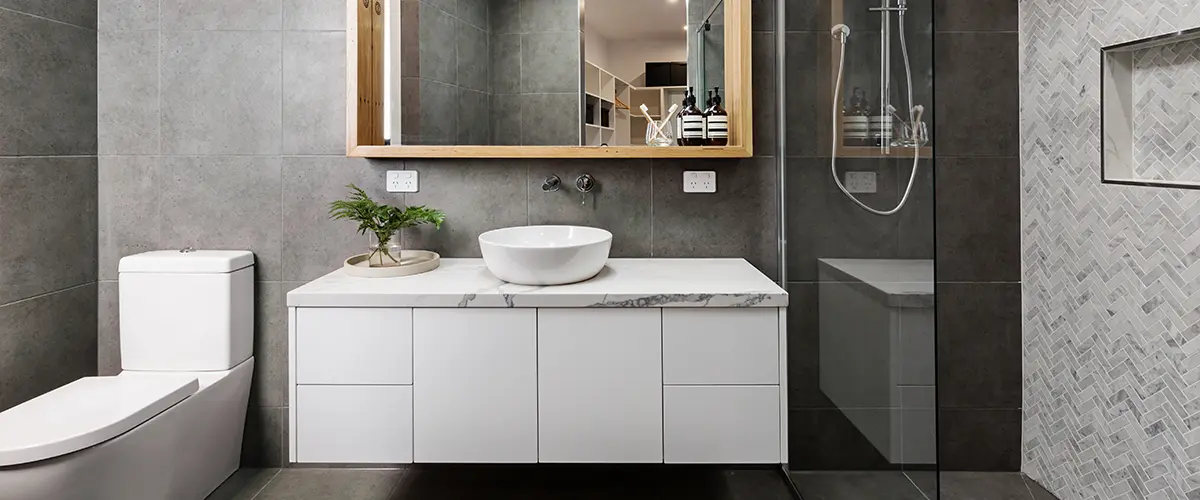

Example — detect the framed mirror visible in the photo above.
[346,0,753,158]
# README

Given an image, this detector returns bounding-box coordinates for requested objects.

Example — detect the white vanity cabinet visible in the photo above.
[287,258,789,466]
[537,309,664,463]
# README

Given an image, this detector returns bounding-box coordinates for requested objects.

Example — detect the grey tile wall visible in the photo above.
[782,0,1021,474]
[932,0,1021,473]
[0,4,98,412]
[406,0,492,145]
[97,0,780,467]
[488,0,580,146]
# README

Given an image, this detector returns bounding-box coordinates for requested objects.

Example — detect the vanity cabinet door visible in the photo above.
[662,308,779,385]
[295,307,412,385]
[412,309,538,463]
[663,385,780,464]
[295,385,413,464]
[537,309,663,463]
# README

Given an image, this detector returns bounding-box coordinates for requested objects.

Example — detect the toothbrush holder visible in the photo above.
[645,120,675,147]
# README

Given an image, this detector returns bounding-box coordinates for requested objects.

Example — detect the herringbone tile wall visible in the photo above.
[1133,40,1200,182]
[1021,1,1200,499]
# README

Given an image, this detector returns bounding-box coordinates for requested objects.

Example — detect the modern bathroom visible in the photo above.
[0,0,1189,498]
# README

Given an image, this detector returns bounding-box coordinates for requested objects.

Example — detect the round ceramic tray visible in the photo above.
[342,250,440,278]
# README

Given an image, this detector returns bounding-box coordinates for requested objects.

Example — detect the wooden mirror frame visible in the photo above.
[345,0,753,158]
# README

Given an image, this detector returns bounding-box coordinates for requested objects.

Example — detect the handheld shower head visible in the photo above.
[831,24,850,41]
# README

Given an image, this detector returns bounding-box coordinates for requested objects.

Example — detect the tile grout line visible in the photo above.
[0,5,95,30]
[246,468,283,500]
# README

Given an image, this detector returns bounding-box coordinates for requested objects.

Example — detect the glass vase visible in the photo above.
[367,231,403,268]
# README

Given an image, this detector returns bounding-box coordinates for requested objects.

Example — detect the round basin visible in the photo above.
[478,226,612,285]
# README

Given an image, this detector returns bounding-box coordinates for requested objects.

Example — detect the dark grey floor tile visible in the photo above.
[205,469,280,500]
[788,471,926,500]
[940,472,1033,500]
[254,469,405,500]
[390,465,785,500]
[1022,475,1061,500]
[788,409,895,471]
[906,470,938,499]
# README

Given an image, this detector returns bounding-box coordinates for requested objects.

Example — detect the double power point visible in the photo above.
[386,171,418,193]
[683,171,717,193]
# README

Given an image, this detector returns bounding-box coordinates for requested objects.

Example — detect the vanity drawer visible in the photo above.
[295,308,412,385]
[662,309,779,385]
[295,385,413,463]
[663,385,780,464]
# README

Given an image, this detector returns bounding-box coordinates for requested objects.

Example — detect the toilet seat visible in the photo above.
[0,376,198,467]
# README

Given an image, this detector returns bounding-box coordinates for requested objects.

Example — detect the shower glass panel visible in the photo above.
[694,0,725,99]
[782,0,936,498]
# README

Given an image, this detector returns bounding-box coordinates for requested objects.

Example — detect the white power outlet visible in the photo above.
[387,170,418,193]
[683,171,717,193]
[844,171,877,194]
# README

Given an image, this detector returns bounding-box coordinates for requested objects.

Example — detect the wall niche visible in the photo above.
[1102,28,1200,189]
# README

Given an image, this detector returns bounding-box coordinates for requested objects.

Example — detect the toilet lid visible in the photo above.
[0,376,198,466]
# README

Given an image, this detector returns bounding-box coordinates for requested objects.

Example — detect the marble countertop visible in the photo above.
[817,259,934,307]
[287,258,788,308]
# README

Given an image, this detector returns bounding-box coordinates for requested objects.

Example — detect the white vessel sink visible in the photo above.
[478,226,612,285]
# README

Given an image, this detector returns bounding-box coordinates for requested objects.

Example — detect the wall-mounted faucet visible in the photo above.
[542,175,561,192]
[575,174,596,205]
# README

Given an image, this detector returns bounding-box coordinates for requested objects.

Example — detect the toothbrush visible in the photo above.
[661,104,680,130]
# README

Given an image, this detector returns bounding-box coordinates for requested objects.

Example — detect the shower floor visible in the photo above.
[789,471,1060,500]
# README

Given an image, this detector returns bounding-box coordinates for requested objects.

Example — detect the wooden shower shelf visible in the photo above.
[837,146,932,159]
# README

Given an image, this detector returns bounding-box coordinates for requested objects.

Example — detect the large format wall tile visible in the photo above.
[933,0,1017,32]
[404,160,529,257]
[283,0,347,31]
[97,281,120,376]
[158,156,284,281]
[161,0,282,30]
[528,161,652,257]
[242,406,286,467]
[519,93,578,145]
[937,283,1021,409]
[0,0,96,29]
[98,30,159,155]
[419,4,457,85]
[934,32,1017,157]
[0,284,97,412]
[283,31,346,155]
[520,0,577,33]
[0,157,98,305]
[161,31,282,155]
[98,0,157,31]
[520,31,579,93]
[97,156,159,280]
[457,21,489,92]
[783,32,826,157]
[940,408,1020,471]
[785,157,902,281]
[251,282,288,408]
[652,158,779,280]
[935,157,1019,282]
[0,10,97,156]
[281,157,394,281]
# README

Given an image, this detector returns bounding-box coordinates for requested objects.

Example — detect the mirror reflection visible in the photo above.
[383,0,728,147]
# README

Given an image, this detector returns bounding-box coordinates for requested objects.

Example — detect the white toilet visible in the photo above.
[0,250,256,500]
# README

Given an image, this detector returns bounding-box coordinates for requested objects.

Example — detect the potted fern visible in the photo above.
[329,184,446,268]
